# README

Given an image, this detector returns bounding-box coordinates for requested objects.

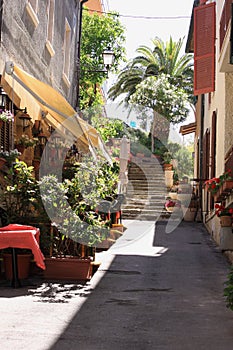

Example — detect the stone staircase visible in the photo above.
[122,156,169,221]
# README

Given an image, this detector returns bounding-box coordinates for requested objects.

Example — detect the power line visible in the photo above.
[84,8,190,20]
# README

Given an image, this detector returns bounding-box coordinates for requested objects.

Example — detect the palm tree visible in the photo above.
[108,36,193,151]
[108,36,193,103]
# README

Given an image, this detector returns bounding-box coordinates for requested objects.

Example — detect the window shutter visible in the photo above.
[194,3,216,95]
[202,129,210,180]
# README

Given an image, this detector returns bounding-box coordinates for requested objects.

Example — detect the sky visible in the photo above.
[107,0,194,59]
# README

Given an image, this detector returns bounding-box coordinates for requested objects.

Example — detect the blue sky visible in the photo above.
[108,0,194,59]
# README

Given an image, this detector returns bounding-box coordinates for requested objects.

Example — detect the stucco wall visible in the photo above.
[225,73,233,155]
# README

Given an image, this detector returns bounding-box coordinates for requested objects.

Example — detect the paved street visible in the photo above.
[1,220,233,349]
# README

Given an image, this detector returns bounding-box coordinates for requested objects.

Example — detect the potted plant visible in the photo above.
[0,161,46,281]
[162,151,173,170]
[2,248,32,280]
[15,134,38,153]
[0,149,21,166]
[39,174,109,280]
[165,198,181,213]
[0,109,14,127]
[215,203,233,227]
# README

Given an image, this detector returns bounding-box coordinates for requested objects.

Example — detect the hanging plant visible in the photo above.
[0,110,14,123]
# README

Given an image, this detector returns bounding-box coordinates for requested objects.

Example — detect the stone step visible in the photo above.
[128,178,164,183]
[122,211,171,221]
[122,157,171,222]
[130,157,162,164]
[126,191,167,196]
[122,208,166,215]
[124,198,166,205]
[124,201,166,206]
[127,185,166,190]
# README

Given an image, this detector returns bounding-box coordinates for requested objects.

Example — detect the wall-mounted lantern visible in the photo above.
[37,129,47,145]
[17,108,31,131]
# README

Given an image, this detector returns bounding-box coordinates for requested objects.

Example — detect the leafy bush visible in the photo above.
[224,266,233,311]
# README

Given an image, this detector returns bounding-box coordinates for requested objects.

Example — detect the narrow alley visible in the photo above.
[1,220,233,350]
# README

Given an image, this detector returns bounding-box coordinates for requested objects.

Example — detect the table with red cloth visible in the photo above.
[0,224,45,270]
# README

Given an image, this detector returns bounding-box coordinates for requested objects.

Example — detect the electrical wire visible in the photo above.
[84,8,190,20]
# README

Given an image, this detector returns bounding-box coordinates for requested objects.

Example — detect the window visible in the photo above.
[0,87,13,151]
[46,0,55,57]
[26,0,39,27]
[63,19,71,87]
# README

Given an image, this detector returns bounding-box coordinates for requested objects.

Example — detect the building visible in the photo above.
[0,0,107,167]
[185,0,233,255]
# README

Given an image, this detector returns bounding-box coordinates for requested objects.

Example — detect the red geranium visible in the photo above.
[215,203,233,217]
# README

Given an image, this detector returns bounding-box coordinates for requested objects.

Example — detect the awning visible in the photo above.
[2,62,111,163]
[179,122,197,136]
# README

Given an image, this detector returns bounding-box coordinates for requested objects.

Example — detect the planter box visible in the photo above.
[3,253,32,280]
[44,257,92,281]
[220,216,232,227]
[222,181,233,195]
[220,227,233,250]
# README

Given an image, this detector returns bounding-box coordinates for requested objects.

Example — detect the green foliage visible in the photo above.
[80,10,126,109]
[129,74,190,124]
[167,141,194,179]
[91,115,125,142]
[90,113,151,153]
[108,36,193,106]
[0,149,21,165]
[40,158,119,250]
[224,266,233,311]
[65,158,119,210]
[1,160,43,223]
[1,158,120,254]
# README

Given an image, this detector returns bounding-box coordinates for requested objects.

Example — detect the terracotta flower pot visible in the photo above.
[44,257,92,281]
[220,216,232,227]
[3,253,32,280]
[163,163,173,171]
[15,144,25,154]
[0,157,7,169]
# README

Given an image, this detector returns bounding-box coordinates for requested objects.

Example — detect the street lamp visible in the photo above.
[102,47,114,73]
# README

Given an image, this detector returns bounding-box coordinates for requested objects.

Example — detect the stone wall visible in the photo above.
[0,0,79,107]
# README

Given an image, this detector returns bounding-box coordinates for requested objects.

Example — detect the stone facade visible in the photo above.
[0,0,79,107]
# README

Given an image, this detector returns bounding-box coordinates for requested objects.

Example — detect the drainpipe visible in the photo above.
[75,0,88,112]
[199,94,205,221]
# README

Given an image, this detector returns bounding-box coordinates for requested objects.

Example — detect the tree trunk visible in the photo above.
[151,110,170,151]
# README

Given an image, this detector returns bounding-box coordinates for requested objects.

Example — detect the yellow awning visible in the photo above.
[2,62,111,162]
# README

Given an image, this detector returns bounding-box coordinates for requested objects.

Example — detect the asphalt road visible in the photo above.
[0,220,233,349]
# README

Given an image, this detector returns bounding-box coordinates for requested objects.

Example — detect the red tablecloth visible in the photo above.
[0,224,45,270]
